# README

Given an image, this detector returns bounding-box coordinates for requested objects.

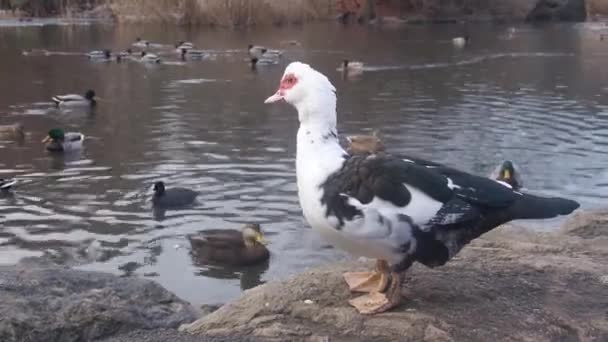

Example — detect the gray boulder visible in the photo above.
[0,265,198,342]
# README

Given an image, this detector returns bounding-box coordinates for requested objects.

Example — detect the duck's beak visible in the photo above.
[41,135,51,143]
[256,232,268,245]
[264,91,283,104]
[502,169,511,180]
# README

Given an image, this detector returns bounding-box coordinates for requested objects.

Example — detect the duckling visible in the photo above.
[42,128,84,152]
[452,35,469,48]
[132,37,150,48]
[0,123,25,140]
[152,181,198,208]
[346,130,385,155]
[188,223,269,266]
[0,178,17,192]
[52,90,97,108]
[140,51,161,63]
[491,160,523,190]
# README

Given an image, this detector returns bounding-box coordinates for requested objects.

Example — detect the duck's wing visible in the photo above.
[53,94,85,103]
[0,178,17,189]
[324,154,577,232]
[64,132,84,142]
[189,230,245,249]
[322,154,578,266]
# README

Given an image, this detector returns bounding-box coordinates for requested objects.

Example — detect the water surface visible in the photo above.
[1,21,607,305]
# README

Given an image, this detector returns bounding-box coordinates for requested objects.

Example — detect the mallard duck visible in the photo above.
[491,160,523,191]
[87,49,111,59]
[188,223,269,266]
[152,181,198,208]
[180,48,205,60]
[0,123,25,140]
[132,37,150,48]
[52,90,97,108]
[248,44,282,68]
[338,59,364,75]
[264,62,579,314]
[176,41,194,51]
[452,35,469,48]
[0,178,17,192]
[346,131,385,155]
[140,51,161,64]
[42,128,84,152]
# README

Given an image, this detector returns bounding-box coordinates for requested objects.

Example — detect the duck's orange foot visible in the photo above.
[343,260,390,293]
[348,271,404,315]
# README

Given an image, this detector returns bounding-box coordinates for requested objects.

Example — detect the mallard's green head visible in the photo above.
[85,90,96,100]
[242,223,266,246]
[43,128,65,143]
[153,181,165,196]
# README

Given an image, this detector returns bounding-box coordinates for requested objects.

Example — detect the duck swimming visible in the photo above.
[188,223,269,266]
[491,160,523,191]
[151,181,198,208]
[42,128,84,152]
[264,62,579,314]
[52,90,97,108]
[132,37,150,48]
[0,123,25,141]
[140,51,161,64]
[0,178,17,192]
[452,35,470,48]
[180,48,205,60]
[338,59,364,76]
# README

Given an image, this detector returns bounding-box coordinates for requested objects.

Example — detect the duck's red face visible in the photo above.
[264,73,299,103]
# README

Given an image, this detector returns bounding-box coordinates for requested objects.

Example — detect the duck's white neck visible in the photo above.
[295,96,346,190]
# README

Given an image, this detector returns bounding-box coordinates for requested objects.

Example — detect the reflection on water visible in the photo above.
[1,21,608,305]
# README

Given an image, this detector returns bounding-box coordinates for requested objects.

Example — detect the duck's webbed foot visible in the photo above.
[348,271,404,315]
[343,259,390,293]
[347,257,412,315]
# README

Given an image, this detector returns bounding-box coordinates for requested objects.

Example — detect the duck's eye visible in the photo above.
[281,74,298,89]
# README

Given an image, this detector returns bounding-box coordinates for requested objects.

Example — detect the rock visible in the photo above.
[526,0,587,21]
[561,209,608,239]
[0,265,198,342]
[182,214,608,341]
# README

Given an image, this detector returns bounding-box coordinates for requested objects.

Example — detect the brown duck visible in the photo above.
[188,223,269,266]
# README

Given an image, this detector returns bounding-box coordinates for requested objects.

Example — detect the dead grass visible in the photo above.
[108,0,334,26]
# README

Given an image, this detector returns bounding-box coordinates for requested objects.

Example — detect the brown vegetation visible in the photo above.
[108,0,334,26]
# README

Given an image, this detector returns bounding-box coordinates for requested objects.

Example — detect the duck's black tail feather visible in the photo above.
[511,193,580,220]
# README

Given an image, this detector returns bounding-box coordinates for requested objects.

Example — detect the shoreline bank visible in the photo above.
[0,209,606,341]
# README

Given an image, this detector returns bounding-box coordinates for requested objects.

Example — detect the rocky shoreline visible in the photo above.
[1,210,606,341]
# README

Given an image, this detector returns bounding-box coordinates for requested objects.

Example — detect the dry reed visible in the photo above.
[108,0,334,26]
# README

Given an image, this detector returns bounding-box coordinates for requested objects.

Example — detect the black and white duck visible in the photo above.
[188,223,269,266]
[264,62,580,315]
[151,181,198,208]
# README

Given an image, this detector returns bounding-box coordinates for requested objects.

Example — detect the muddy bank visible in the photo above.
[181,210,608,341]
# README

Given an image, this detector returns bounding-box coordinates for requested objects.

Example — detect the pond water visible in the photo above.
[1,20,607,306]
